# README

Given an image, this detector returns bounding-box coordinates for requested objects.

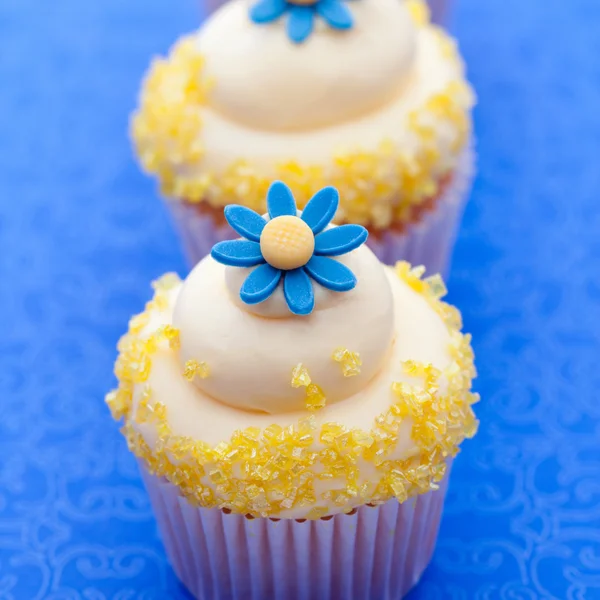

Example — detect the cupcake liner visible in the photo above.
[139,461,452,600]
[366,147,474,277]
[166,148,474,277]
[428,0,450,24]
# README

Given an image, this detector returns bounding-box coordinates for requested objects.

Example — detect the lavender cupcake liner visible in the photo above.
[139,462,452,600]
[166,148,474,278]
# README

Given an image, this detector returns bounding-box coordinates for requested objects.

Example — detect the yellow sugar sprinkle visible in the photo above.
[305,383,326,412]
[351,430,375,449]
[406,0,431,25]
[291,363,311,388]
[114,339,152,384]
[152,272,181,292]
[183,359,210,381]
[105,383,133,421]
[157,325,181,350]
[128,312,150,334]
[145,293,169,313]
[135,385,153,423]
[131,33,473,230]
[332,348,362,377]
[424,274,448,300]
[307,507,330,520]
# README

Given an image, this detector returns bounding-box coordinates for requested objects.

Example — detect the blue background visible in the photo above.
[1,0,600,598]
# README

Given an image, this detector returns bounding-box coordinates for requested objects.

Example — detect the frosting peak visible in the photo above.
[174,183,393,414]
[197,0,417,131]
[173,247,395,414]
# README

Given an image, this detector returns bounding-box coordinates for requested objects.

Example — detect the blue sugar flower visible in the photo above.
[250,0,355,44]
[211,181,368,316]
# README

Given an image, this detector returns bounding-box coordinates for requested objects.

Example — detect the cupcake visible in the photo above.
[106,182,478,598]
[132,0,474,274]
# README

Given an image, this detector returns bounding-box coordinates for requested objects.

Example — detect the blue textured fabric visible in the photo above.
[1,0,599,597]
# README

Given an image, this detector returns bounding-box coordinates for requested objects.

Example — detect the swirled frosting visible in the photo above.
[107,254,479,519]
[199,0,417,131]
[175,240,394,413]
[131,0,475,229]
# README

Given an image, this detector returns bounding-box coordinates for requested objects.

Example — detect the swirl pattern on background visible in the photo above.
[0,0,599,597]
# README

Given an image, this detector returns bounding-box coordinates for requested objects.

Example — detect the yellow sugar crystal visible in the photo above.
[424,274,448,300]
[154,325,181,350]
[114,340,152,384]
[410,265,426,280]
[128,312,150,334]
[305,383,326,411]
[320,423,346,445]
[307,507,330,520]
[166,327,181,350]
[291,363,311,388]
[146,292,169,313]
[332,347,362,377]
[406,0,430,26]
[105,383,133,421]
[151,272,180,292]
[351,430,375,449]
[135,385,153,423]
[183,359,210,381]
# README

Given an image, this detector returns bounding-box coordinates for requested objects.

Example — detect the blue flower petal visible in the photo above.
[224,205,267,242]
[284,268,315,315]
[301,186,339,234]
[314,224,368,257]
[267,181,297,219]
[250,0,288,23]
[287,5,315,44]
[305,255,357,292]
[211,240,265,267]
[316,0,354,30]
[240,264,282,305]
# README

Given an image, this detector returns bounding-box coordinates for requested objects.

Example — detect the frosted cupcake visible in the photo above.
[107,182,478,598]
[132,0,474,273]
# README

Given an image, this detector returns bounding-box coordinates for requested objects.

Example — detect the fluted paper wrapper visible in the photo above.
[201,1,451,25]
[427,0,450,24]
[167,149,474,278]
[139,463,451,600]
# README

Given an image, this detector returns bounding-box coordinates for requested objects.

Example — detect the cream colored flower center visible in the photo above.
[260,216,315,271]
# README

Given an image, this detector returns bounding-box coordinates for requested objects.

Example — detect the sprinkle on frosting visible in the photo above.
[406,0,431,25]
[183,359,210,381]
[291,363,312,388]
[130,5,475,231]
[291,365,327,411]
[106,262,478,519]
[332,347,362,377]
[305,383,327,411]
[131,38,212,197]
[152,272,182,293]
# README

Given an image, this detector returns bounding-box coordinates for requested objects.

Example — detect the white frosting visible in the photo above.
[184,0,466,178]
[129,267,454,518]
[198,0,417,131]
[173,246,394,413]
